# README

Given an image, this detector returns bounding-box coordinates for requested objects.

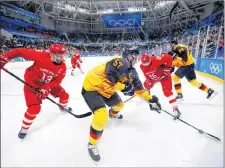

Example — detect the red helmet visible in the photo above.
[75,49,80,57]
[140,53,151,66]
[49,44,67,64]
[49,44,66,54]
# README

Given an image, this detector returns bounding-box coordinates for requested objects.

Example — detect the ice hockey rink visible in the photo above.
[1,57,223,167]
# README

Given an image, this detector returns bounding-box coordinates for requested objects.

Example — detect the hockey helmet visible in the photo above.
[170,40,178,51]
[49,44,67,64]
[140,53,151,66]
[75,49,80,57]
[122,48,139,67]
[122,48,139,58]
[49,44,66,54]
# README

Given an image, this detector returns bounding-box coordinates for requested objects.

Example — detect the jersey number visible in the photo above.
[41,73,53,83]
[113,59,123,68]
[178,48,184,53]
[156,56,161,60]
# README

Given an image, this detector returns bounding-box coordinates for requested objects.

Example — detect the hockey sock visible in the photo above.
[22,105,41,129]
[189,80,209,92]
[109,109,120,116]
[89,108,108,145]
[167,95,177,105]
[172,74,182,94]
[59,92,69,109]
[174,83,182,94]
[89,126,103,145]
[198,83,209,92]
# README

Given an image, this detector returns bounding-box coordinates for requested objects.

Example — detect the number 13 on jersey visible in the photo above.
[41,72,53,83]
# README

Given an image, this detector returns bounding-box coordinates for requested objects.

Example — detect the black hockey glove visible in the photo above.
[171,66,175,73]
[168,51,178,60]
[149,95,162,113]
[121,82,134,96]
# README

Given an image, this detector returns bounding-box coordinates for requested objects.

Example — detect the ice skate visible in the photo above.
[207,88,218,100]
[79,69,84,74]
[18,128,28,139]
[109,109,123,119]
[176,93,184,102]
[88,142,100,162]
[173,106,181,120]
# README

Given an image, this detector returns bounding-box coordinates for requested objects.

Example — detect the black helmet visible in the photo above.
[122,47,139,67]
[122,48,139,58]
[171,40,178,45]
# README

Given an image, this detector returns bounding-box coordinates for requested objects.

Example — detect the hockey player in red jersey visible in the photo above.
[71,49,83,75]
[140,53,181,119]
[0,44,72,139]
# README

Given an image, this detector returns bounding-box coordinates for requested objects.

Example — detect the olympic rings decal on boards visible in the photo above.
[209,63,222,74]
[109,19,136,27]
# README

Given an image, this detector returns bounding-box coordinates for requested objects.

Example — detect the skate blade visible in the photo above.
[88,155,100,166]
[176,98,184,103]
[174,114,181,120]
[92,160,99,166]
[207,91,218,100]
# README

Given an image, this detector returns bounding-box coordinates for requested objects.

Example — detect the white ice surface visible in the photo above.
[1,57,223,167]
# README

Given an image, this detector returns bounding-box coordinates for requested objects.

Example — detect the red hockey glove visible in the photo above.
[37,85,50,99]
[79,59,82,63]
[0,53,9,69]
[160,63,175,76]
[143,79,154,90]
[163,67,174,76]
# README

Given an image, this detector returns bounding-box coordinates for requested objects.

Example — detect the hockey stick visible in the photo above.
[126,94,220,141]
[1,67,92,119]
[125,95,161,114]
[161,109,221,141]
[124,95,135,103]
[123,70,168,104]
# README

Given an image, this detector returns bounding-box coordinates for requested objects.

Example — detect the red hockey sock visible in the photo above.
[22,105,41,129]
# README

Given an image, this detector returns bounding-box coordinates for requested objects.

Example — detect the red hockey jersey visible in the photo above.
[140,53,173,83]
[3,48,66,88]
[71,53,82,65]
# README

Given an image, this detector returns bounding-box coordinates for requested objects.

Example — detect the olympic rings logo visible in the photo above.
[209,63,222,74]
[109,19,136,27]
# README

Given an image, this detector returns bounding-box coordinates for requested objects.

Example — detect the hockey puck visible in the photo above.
[198,130,204,134]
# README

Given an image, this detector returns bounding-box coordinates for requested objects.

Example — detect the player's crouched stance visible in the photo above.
[81,48,161,162]
[0,44,72,139]
[140,53,181,119]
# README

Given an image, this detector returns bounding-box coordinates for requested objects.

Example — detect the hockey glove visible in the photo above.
[170,66,175,73]
[121,82,134,96]
[143,79,154,90]
[149,95,162,113]
[0,53,9,69]
[170,52,178,60]
[37,85,50,99]
[163,67,175,76]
